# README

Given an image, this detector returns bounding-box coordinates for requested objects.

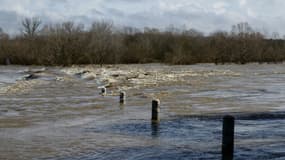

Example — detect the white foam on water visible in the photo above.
[0,79,47,94]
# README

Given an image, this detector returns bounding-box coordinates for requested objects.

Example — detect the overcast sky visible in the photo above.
[0,0,284,35]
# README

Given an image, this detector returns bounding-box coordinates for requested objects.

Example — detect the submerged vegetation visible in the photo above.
[0,18,285,66]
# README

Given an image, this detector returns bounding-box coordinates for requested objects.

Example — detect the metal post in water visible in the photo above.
[101,87,107,96]
[222,115,235,160]
[120,91,126,104]
[151,99,160,122]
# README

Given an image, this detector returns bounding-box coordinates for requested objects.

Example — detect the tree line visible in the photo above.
[0,18,285,66]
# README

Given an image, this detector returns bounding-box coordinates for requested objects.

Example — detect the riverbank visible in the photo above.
[1,22,285,66]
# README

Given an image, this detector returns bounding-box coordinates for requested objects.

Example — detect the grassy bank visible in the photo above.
[0,20,285,66]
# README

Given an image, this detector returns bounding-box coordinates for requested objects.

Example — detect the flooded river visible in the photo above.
[1,63,285,159]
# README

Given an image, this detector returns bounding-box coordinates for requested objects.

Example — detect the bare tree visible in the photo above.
[88,21,114,65]
[61,21,84,34]
[0,27,8,40]
[231,22,254,38]
[183,28,204,37]
[21,17,42,37]
[272,32,280,39]
[121,26,140,35]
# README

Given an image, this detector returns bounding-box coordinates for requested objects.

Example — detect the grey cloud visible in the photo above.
[0,0,285,35]
[106,0,146,3]
[89,9,104,16]
[0,10,21,34]
[103,7,126,18]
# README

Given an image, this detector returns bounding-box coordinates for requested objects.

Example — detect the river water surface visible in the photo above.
[1,64,285,159]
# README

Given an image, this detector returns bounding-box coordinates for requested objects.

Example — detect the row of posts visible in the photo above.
[101,87,235,160]
[101,87,126,104]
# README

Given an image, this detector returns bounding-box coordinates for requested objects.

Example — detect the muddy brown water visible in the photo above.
[1,64,285,159]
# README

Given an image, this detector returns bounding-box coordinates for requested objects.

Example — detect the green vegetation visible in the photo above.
[0,18,285,66]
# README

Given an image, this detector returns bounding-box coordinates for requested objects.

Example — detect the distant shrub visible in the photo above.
[0,20,284,66]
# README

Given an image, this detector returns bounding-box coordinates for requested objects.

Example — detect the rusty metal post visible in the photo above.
[222,115,235,160]
[120,91,126,104]
[101,87,106,96]
[152,99,160,122]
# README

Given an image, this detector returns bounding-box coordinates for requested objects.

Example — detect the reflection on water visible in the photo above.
[151,122,160,137]
[1,63,285,159]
